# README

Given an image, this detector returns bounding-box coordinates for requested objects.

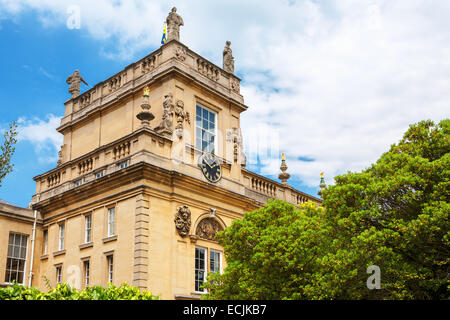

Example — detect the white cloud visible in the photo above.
[1,0,450,187]
[17,115,62,164]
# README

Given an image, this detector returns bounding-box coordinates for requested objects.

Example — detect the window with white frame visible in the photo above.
[56,266,62,284]
[107,255,114,283]
[194,247,223,293]
[43,230,48,255]
[4,233,28,284]
[85,215,92,243]
[107,208,115,237]
[96,171,104,179]
[210,250,222,274]
[83,260,90,287]
[195,247,207,292]
[195,105,217,154]
[58,224,65,251]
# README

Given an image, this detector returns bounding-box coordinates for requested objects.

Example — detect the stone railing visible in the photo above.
[78,158,93,175]
[140,54,157,74]
[113,141,131,160]
[249,176,277,198]
[243,170,320,205]
[47,172,62,188]
[196,58,220,82]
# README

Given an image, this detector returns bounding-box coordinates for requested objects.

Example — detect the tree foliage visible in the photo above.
[0,282,158,300]
[204,119,449,300]
[0,121,18,188]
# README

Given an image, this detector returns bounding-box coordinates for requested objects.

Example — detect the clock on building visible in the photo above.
[199,153,222,183]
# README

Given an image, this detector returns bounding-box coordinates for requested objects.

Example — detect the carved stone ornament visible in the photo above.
[57,145,64,167]
[230,77,240,93]
[154,93,175,136]
[175,46,186,61]
[226,128,246,166]
[174,99,190,138]
[174,205,191,238]
[195,218,224,241]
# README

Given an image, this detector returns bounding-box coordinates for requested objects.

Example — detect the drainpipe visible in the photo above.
[28,195,40,287]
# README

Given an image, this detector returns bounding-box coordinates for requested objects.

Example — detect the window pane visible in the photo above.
[209,112,215,124]
[202,108,208,120]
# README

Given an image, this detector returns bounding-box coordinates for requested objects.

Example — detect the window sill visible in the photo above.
[102,235,118,243]
[53,250,66,257]
[40,254,48,260]
[79,242,94,250]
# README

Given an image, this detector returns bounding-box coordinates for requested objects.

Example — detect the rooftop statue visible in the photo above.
[66,69,88,98]
[166,7,184,42]
[223,41,235,74]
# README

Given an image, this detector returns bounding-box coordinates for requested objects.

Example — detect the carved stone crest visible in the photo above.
[175,46,186,61]
[230,77,240,93]
[174,205,191,237]
[195,218,223,241]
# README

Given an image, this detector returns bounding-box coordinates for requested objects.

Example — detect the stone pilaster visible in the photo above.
[133,193,150,289]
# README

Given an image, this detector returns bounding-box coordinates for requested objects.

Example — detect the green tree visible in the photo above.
[0,121,18,187]
[204,119,449,300]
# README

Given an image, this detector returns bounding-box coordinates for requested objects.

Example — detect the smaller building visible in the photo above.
[0,200,43,288]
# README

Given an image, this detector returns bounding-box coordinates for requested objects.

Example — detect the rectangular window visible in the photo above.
[118,161,128,170]
[210,250,222,274]
[107,208,115,237]
[56,266,62,284]
[107,255,114,283]
[84,260,90,287]
[43,230,48,255]
[58,224,65,251]
[85,215,92,243]
[75,179,83,187]
[195,247,207,292]
[4,233,28,284]
[195,105,217,154]
[96,171,104,179]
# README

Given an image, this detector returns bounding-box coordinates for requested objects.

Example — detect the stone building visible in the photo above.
[0,9,320,299]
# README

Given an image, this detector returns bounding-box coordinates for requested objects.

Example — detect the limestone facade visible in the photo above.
[0,38,319,299]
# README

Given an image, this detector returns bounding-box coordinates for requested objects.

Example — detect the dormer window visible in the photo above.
[195,105,217,154]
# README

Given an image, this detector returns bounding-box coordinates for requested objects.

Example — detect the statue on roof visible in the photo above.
[223,41,235,74]
[166,7,184,42]
[66,69,88,98]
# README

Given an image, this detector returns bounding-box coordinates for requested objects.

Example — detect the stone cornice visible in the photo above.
[31,161,260,218]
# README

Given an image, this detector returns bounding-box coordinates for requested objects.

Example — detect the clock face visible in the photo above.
[199,153,222,183]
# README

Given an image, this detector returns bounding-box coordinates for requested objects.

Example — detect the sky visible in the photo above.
[0,0,449,207]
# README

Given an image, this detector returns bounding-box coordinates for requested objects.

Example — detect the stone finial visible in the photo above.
[136,86,155,127]
[223,40,235,74]
[278,153,290,185]
[66,69,88,98]
[318,172,326,197]
[166,7,184,42]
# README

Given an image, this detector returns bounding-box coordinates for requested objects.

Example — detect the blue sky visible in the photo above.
[1,0,449,207]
